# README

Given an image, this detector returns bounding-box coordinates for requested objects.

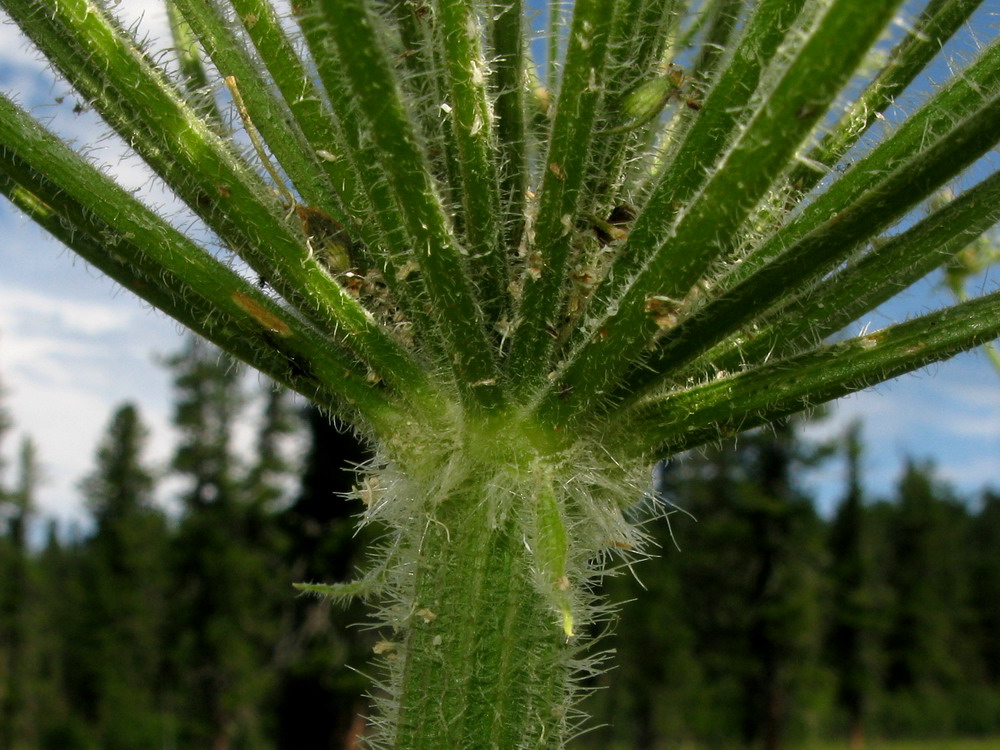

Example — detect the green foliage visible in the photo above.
[969,492,1000,686]
[826,424,883,744]
[1,0,999,745]
[879,460,977,708]
[73,405,170,750]
[164,340,291,749]
[0,431,39,750]
[588,422,832,749]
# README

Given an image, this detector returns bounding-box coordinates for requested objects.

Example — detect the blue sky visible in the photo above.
[0,1,997,527]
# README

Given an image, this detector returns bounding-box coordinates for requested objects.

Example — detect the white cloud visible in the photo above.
[1,286,131,337]
[0,223,294,527]
[1,233,186,525]
[936,452,1000,492]
[801,353,1000,512]
[6,375,168,516]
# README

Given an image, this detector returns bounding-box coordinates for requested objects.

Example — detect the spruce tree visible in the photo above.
[0,431,38,750]
[34,522,107,749]
[826,423,881,746]
[242,386,300,510]
[76,403,170,750]
[166,337,277,750]
[880,460,975,734]
[30,522,87,750]
[969,491,1000,687]
[963,490,1000,733]
[674,423,828,750]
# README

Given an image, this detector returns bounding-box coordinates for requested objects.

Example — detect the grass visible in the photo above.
[806,738,1000,750]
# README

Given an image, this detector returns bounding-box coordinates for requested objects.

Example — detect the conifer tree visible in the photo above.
[30,521,86,750]
[166,337,277,750]
[957,489,1000,734]
[242,386,299,510]
[674,423,828,750]
[75,403,170,750]
[969,491,1000,688]
[880,460,975,734]
[0,410,39,750]
[826,423,881,747]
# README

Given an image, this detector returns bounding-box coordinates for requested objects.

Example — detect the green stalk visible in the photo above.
[547,0,563,94]
[505,0,617,396]
[385,0,467,218]
[165,0,223,121]
[0,170,383,432]
[696,169,1000,379]
[734,36,1000,281]
[614,290,1000,459]
[0,94,403,433]
[169,0,342,218]
[488,0,528,257]
[180,4,434,342]
[621,82,1000,392]
[672,0,715,53]
[233,0,440,341]
[617,0,806,252]
[225,0,371,225]
[582,0,679,213]
[537,0,904,428]
[573,0,805,338]
[383,492,569,748]
[690,0,744,84]
[314,0,503,408]
[784,0,986,197]
[436,0,507,324]
[2,0,431,399]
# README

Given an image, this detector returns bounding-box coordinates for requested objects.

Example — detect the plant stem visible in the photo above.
[386,500,569,748]
[505,0,617,397]
[614,289,1000,459]
[357,414,635,748]
[316,0,503,409]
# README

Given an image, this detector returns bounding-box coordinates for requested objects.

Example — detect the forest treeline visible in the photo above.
[1,338,998,750]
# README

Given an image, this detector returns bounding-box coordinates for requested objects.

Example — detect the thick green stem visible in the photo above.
[346,415,641,749]
[389,505,569,748]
